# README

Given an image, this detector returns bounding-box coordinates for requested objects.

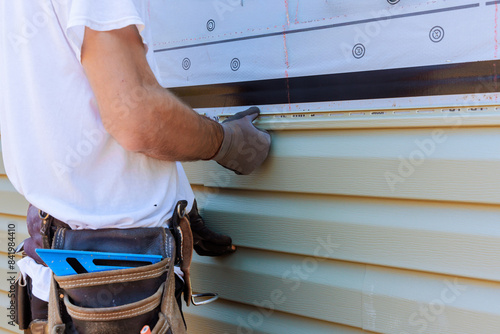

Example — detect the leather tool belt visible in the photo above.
[14,201,195,334]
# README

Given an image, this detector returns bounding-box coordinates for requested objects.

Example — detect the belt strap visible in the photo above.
[23,204,70,265]
[38,208,70,249]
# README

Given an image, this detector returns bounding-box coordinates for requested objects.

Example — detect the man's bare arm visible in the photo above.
[81,25,223,161]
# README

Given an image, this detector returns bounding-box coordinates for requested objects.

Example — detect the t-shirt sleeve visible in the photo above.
[65,0,147,62]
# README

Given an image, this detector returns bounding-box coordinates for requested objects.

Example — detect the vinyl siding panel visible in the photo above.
[0,226,27,334]
[0,178,29,217]
[189,248,500,334]
[0,144,26,334]
[0,290,21,334]
[181,115,500,334]
[190,187,500,282]
[184,299,371,334]
[183,125,500,204]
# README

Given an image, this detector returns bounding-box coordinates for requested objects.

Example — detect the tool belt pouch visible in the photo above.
[48,227,185,334]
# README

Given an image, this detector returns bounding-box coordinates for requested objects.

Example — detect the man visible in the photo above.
[0,1,271,333]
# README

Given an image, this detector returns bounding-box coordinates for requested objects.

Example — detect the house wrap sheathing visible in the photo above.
[3,0,500,333]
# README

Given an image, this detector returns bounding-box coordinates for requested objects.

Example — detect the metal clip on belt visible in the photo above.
[38,209,52,249]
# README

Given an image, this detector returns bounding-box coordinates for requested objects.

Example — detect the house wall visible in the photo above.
[180,110,500,333]
[0,143,28,334]
[148,1,500,330]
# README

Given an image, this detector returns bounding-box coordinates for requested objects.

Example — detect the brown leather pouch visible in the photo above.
[47,227,185,334]
[14,273,31,330]
[57,261,168,334]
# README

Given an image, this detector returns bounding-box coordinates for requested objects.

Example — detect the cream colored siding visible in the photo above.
[0,218,28,334]
[0,290,21,334]
[182,111,500,333]
[184,299,369,334]
[0,142,28,334]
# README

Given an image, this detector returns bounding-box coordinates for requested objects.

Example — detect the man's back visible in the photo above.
[0,0,195,230]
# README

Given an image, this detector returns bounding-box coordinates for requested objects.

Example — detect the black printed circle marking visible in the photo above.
[352,44,366,59]
[429,26,444,43]
[230,58,241,71]
[207,19,216,32]
[387,0,400,4]
[182,58,191,70]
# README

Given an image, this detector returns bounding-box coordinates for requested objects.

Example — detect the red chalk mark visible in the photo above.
[282,34,290,70]
[295,1,300,24]
[285,0,291,26]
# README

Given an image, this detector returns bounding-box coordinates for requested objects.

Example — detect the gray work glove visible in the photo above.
[189,200,236,256]
[213,107,271,175]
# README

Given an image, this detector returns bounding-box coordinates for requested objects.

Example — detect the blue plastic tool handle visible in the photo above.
[36,249,163,276]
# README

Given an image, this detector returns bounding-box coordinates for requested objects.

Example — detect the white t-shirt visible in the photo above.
[0,0,194,230]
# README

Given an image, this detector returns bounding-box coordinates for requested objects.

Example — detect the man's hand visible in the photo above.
[188,201,236,256]
[213,107,271,175]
